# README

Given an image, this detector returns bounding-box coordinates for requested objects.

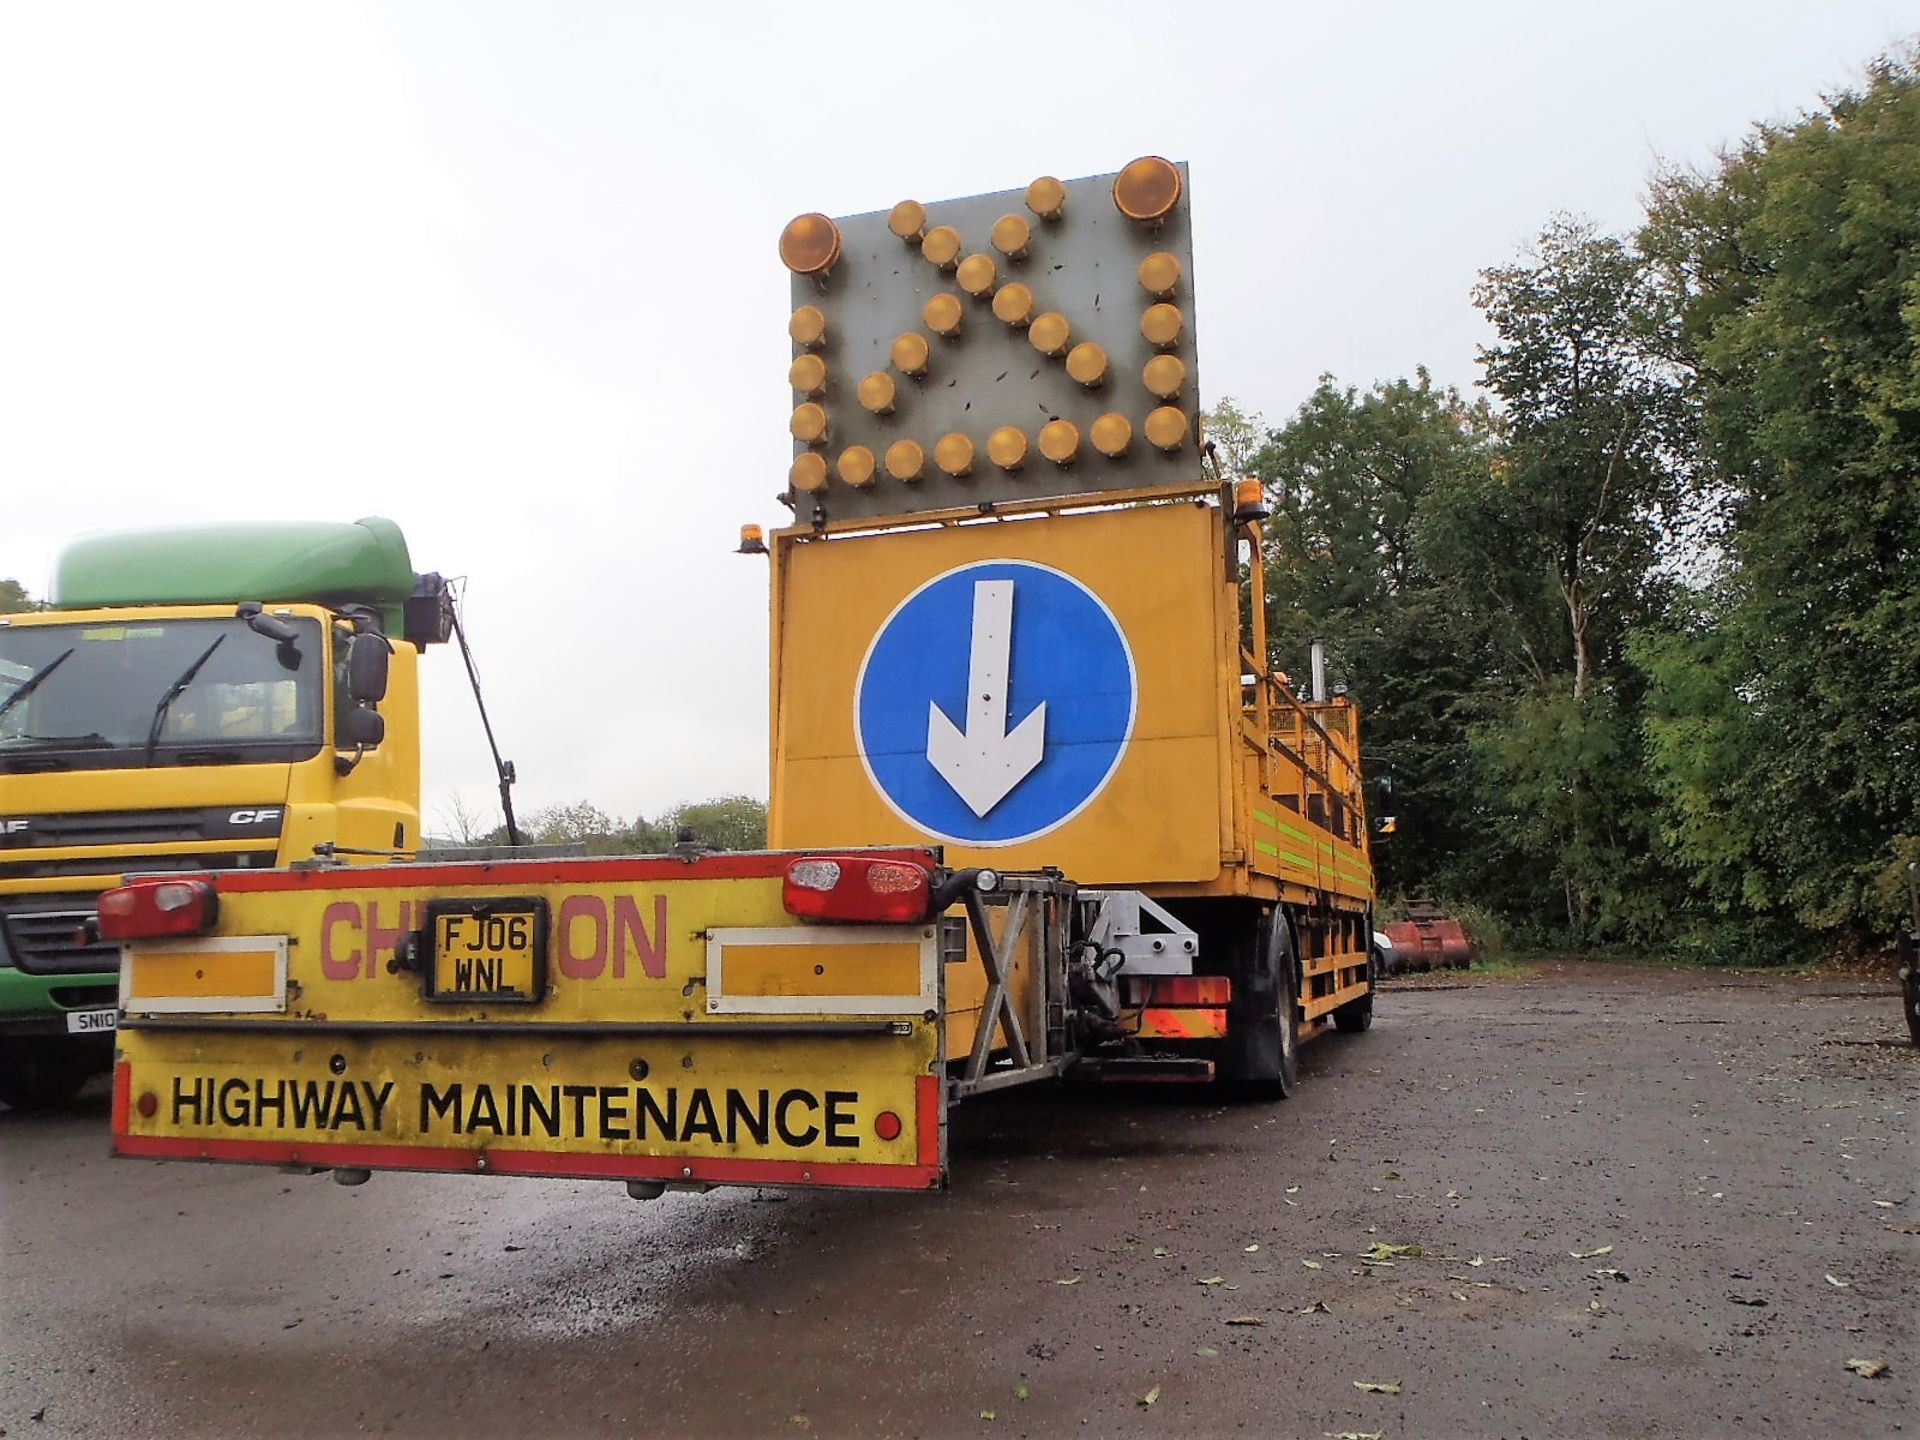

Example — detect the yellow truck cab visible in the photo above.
[0,517,449,1108]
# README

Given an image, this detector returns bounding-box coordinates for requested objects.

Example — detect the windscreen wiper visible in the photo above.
[144,635,226,766]
[0,647,75,726]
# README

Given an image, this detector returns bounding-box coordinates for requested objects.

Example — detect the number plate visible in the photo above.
[422,897,549,1005]
[66,1007,118,1034]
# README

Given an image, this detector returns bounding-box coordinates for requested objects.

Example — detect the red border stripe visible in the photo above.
[112,1131,942,1191]
[213,848,939,895]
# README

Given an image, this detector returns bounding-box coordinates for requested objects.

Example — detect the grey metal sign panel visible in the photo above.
[785,162,1201,524]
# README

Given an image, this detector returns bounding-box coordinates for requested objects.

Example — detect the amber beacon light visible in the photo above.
[1112,155,1182,222]
[779,213,842,275]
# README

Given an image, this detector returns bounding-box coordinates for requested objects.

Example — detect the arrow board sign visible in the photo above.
[856,561,1137,847]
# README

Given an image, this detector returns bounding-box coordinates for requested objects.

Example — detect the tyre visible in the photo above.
[0,1041,97,1111]
[1221,909,1298,1099]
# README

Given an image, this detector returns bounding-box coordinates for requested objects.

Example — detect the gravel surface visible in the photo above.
[2,961,1914,1439]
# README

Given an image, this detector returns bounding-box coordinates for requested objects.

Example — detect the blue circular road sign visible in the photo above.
[855,560,1136,847]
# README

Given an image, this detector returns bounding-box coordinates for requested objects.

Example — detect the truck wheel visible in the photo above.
[0,1041,95,1111]
[1222,910,1298,1099]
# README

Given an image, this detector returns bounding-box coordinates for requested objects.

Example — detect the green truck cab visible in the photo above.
[0,517,450,1108]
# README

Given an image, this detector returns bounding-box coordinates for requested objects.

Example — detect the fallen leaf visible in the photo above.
[1302,1259,1323,1271]
[1523,1227,1545,1240]
[1383,1170,1401,1180]
[1285,1184,1300,1194]
[1298,1301,1331,1315]
[1569,1246,1613,1259]
[979,1409,996,1421]
[1729,1295,1768,1307]
[1153,1247,1170,1258]
[1055,1276,1081,1286]
[1352,1381,1403,1395]
[1363,1242,1425,1261]
[1451,1291,1470,1302]
[1844,1358,1888,1379]
[1245,1244,1261,1253]
[1871,1200,1895,1208]
[1139,1385,1161,1407]
[1325,1432,1384,1440]
[1825,1274,1851,1289]
[1467,1255,1486,1267]
[1194,1346,1220,1357]
[1226,1315,1265,1326]
[1013,1382,1029,1401]
[1591,1267,1629,1283]
[1199,1276,1226,1286]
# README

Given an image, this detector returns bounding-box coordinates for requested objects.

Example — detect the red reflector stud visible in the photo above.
[97,877,218,940]
[874,1110,903,1141]
[137,1091,159,1118]
[783,856,932,924]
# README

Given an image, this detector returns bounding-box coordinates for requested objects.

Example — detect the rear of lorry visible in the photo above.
[110,851,948,1191]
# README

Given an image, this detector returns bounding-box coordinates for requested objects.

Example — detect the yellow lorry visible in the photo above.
[109,158,1376,1192]
[0,518,459,1108]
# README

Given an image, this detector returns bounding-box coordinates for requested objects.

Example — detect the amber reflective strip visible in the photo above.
[721,942,923,998]
[1138,1007,1227,1040]
[127,948,277,999]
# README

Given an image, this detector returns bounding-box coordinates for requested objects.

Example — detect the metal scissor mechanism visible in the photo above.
[948,871,1077,1097]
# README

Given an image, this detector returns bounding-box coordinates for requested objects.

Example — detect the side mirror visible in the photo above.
[340,707,385,748]
[346,634,391,703]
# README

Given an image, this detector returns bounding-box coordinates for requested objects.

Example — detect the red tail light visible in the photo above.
[783,856,933,924]
[97,877,219,940]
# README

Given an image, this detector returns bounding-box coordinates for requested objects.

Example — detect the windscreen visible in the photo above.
[0,616,325,772]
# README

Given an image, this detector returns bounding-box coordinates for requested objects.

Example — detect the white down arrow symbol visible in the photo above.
[926,580,1047,817]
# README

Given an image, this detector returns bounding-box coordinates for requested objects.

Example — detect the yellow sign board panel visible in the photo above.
[772,501,1228,884]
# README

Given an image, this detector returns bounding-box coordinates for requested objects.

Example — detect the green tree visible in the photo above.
[0,580,33,614]
[1251,373,1497,898]
[1637,51,1920,935]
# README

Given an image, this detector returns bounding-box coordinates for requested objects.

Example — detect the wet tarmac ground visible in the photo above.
[3,962,1915,1439]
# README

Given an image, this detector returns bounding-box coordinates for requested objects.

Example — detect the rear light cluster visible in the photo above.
[97,878,219,941]
[782,856,933,924]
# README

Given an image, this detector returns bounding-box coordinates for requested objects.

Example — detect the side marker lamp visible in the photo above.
[1137,251,1181,298]
[789,402,830,445]
[987,426,1028,471]
[1028,311,1070,357]
[779,213,841,276]
[837,445,878,489]
[1140,302,1184,349]
[857,371,898,415]
[98,877,218,941]
[935,432,975,477]
[1091,412,1133,458]
[991,213,1031,259]
[788,353,827,397]
[1112,155,1182,222]
[992,282,1035,328]
[921,226,963,270]
[885,439,926,483]
[888,200,928,243]
[1066,341,1108,388]
[1038,419,1081,466]
[783,856,934,924]
[956,253,997,297]
[788,305,827,347]
[1233,477,1271,524]
[890,332,930,377]
[924,293,963,337]
[1145,406,1189,452]
[1025,175,1066,221]
[1143,353,1187,399]
[790,453,830,493]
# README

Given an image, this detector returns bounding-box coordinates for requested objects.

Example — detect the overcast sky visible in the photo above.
[2,1,1911,834]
